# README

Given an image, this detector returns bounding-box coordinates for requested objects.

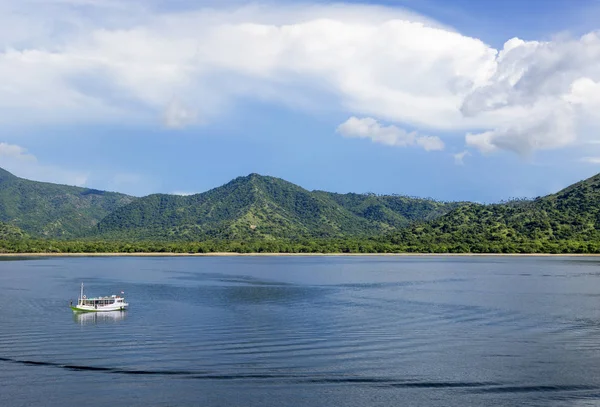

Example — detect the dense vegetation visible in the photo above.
[386,173,600,253]
[2,168,600,254]
[0,221,27,240]
[94,174,460,240]
[0,168,135,237]
[313,191,464,227]
[0,235,598,254]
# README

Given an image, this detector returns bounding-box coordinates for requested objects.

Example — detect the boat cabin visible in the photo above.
[79,295,125,307]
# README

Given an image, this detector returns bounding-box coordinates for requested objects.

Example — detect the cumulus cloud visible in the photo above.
[0,1,493,129]
[461,33,600,156]
[416,136,446,152]
[465,102,576,156]
[337,117,444,151]
[0,142,88,186]
[566,77,600,106]
[1,1,600,159]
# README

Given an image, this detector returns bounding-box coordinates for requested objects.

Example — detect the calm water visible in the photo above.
[2,256,600,406]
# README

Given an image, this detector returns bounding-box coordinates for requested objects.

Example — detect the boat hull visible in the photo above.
[70,305,128,313]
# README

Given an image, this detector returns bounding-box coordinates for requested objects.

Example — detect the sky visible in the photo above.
[2,0,600,202]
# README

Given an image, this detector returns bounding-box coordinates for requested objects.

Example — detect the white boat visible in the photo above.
[70,283,128,313]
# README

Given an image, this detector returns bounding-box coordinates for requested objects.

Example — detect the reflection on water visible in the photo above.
[73,311,127,325]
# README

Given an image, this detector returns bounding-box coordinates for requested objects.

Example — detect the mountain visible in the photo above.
[3,167,600,253]
[0,168,136,238]
[95,174,460,240]
[388,173,600,253]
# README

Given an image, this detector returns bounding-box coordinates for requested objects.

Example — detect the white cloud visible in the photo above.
[566,77,600,106]
[1,1,600,159]
[0,143,36,161]
[0,1,492,130]
[461,33,600,156]
[465,101,576,156]
[453,150,471,165]
[416,136,445,152]
[337,117,444,151]
[465,132,497,154]
[0,142,88,186]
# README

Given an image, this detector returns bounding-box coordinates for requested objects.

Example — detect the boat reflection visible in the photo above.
[73,311,127,325]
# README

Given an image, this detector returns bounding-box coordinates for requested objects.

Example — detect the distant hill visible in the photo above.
[95,174,460,240]
[0,168,136,238]
[388,173,600,253]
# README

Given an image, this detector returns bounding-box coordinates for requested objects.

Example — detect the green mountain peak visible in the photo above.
[95,173,459,240]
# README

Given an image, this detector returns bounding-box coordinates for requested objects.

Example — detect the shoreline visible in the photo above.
[1,252,600,257]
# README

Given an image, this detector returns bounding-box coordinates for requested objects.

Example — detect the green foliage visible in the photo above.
[0,221,27,240]
[314,191,464,227]
[0,237,404,254]
[0,168,136,238]
[95,174,460,240]
[383,173,600,253]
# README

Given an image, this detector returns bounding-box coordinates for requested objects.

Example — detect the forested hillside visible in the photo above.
[0,221,27,240]
[3,168,600,254]
[96,174,459,240]
[0,168,136,237]
[315,191,463,227]
[385,173,600,253]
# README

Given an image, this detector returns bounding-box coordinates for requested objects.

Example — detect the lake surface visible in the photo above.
[2,256,600,406]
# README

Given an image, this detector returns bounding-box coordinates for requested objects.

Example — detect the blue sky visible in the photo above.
[1,0,600,202]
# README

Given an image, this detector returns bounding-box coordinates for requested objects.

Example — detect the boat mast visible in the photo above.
[80,282,84,305]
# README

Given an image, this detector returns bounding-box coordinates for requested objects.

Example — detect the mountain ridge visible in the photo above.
[3,167,600,254]
[95,173,458,240]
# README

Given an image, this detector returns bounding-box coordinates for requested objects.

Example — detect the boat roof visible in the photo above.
[82,295,123,300]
